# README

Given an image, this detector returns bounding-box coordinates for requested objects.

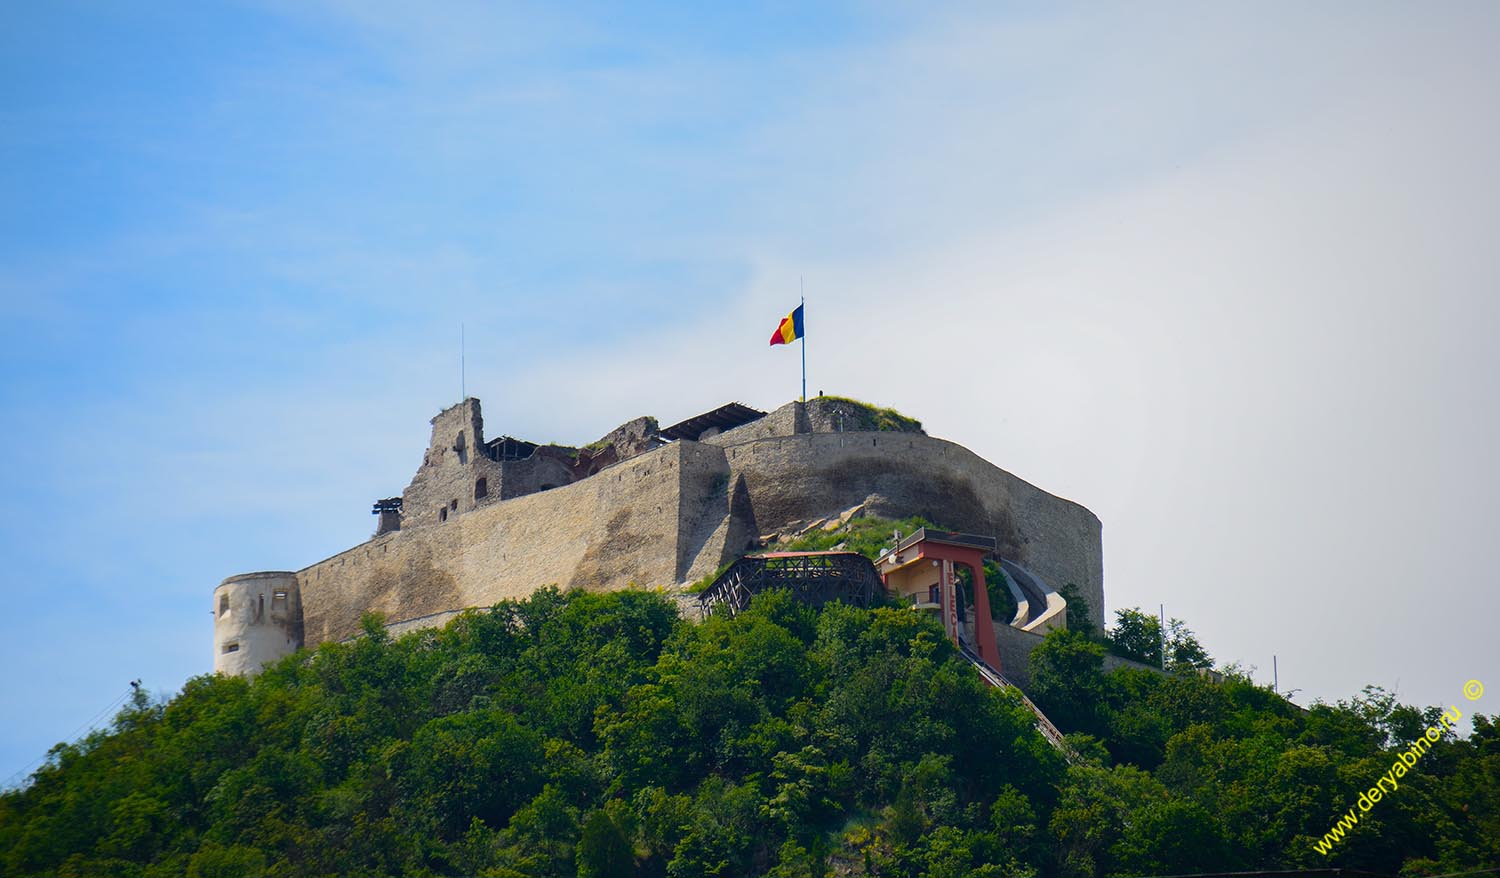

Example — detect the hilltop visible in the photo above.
[4,588,1497,877]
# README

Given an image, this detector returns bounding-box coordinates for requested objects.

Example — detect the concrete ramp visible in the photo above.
[1000,559,1067,634]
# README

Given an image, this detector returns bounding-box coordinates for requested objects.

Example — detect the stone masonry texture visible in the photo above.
[217,398,1105,669]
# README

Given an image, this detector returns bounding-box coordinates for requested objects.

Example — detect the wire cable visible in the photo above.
[1,686,135,791]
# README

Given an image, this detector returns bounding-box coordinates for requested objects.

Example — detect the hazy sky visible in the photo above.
[3,2,1498,784]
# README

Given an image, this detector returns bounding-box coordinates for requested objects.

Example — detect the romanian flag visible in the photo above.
[769,304,805,346]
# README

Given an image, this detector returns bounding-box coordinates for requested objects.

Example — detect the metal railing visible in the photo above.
[957,643,1075,763]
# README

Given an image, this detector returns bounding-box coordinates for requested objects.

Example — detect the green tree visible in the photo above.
[1029,629,1110,736]
[186,844,267,878]
[5,585,1498,878]
[1107,608,1213,670]
[1164,618,1214,671]
[577,801,636,878]
[1107,607,1162,665]
[402,709,545,837]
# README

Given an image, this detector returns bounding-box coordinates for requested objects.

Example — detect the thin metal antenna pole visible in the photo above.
[1160,603,1166,670]
[460,323,466,402]
[1273,655,1279,693]
[800,277,806,403]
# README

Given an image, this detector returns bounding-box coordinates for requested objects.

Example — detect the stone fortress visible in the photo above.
[213,396,1105,680]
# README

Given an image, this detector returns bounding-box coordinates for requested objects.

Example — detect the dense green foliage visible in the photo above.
[3,589,1497,877]
[1026,630,1500,873]
[1101,608,1214,671]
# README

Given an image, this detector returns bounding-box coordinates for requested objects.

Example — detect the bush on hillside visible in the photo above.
[4,588,1497,876]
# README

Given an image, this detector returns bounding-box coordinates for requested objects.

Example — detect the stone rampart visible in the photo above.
[300,439,697,644]
[228,396,1104,670]
[701,399,808,445]
[296,428,1101,645]
[718,431,1104,628]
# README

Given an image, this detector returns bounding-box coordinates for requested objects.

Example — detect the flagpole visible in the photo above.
[799,279,806,403]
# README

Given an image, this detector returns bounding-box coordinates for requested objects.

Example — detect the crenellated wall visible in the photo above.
[220,397,1105,671]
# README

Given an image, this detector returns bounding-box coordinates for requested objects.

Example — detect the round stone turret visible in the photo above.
[213,572,303,676]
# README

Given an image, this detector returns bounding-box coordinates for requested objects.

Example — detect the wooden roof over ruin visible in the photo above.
[660,401,766,441]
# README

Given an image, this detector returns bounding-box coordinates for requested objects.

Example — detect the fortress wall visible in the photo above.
[722,432,1105,628]
[1007,477,1104,624]
[294,418,1101,647]
[674,441,731,581]
[673,441,766,583]
[495,453,579,500]
[228,396,1107,674]
[299,441,695,644]
[701,400,807,445]
[994,624,1047,688]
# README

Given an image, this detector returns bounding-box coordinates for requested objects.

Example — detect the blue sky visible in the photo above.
[3,2,1499,784]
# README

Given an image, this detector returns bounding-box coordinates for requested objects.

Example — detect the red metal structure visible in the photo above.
[877,528,1002,671]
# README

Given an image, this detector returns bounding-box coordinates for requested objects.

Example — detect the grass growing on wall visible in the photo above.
[817,395,923,432]
[688,516,926,595]
[776,514,934,559]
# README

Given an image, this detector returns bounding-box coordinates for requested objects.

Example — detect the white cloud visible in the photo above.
[479,4,1500,711]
